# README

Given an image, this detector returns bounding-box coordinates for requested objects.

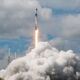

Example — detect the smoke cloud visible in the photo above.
[0,42,80,80]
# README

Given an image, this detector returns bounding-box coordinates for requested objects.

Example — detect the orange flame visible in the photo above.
[35,28,39,48]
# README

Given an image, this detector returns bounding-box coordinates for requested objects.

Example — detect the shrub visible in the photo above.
[0,78,4,80]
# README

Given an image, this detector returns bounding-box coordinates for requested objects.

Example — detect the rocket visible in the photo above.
[35,8,38,30]
[35,8,39,48]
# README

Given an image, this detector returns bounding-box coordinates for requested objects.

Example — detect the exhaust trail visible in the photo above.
[0,42,80,80]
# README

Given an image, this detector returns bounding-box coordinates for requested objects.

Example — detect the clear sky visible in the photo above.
[0,0,80,69]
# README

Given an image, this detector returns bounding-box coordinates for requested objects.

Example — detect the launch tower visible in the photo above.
[8,48,11,64]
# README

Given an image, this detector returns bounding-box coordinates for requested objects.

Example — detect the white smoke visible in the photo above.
[0,42,80,80]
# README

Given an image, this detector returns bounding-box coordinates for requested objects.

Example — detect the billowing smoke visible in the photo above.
[0,42,80,80]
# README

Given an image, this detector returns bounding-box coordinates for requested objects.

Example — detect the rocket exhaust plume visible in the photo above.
[35,27,39,48]
[0,42,80,80]
[35,8,39,48]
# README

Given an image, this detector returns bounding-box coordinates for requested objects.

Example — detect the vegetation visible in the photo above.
[0,78,4,80]
[50,77,55,80]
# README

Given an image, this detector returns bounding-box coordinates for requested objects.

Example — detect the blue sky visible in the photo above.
[0,0,80,69]
[0,37,31,53]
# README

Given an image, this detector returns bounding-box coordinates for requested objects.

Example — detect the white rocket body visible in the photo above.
[35,8,38,30]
